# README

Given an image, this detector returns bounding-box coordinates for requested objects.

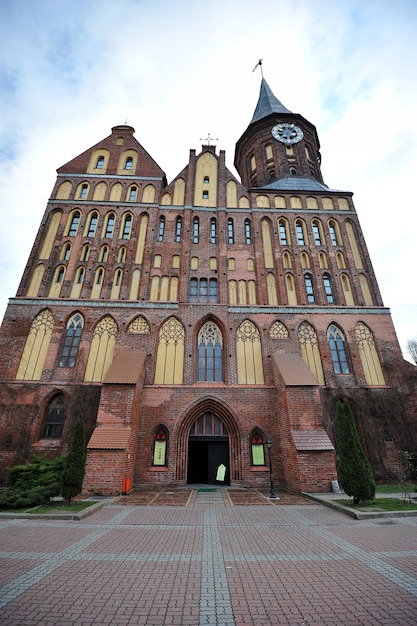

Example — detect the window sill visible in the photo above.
[149,466,168,471]
[250,466,269,472]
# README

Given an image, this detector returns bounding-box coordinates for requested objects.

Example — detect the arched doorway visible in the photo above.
[187,410,230,485]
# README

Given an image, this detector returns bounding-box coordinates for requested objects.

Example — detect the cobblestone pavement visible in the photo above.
[1,491,417,625]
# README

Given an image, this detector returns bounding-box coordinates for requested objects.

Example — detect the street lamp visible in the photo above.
[265,439,277,499]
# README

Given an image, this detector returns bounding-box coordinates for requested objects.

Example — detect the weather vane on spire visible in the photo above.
[252,59,263,77]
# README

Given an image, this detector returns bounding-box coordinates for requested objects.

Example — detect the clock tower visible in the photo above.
[235,78,324,189]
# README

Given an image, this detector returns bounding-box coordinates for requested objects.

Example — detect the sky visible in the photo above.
[0,0,416,362]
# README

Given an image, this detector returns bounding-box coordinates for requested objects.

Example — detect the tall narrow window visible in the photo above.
[296,220,305,245]
[62,243,71,261]
[122,214,132,239]
[328,221,339,246]
[118,246,126,263]
[87,212,98,237]
[125,156,133,170]
[210,217,217,244]
[158,216,165,241]
[355,322,385,385]
[16,309,54,380]
[129,186,138,201]
[80,244,89,262]
[198,321,223,382]
[154,317,185,384]
[245,219,252,244]
[99,245,109,262]
[79,184,88,199]
[152,427,168,466]
[175,216,182,242]
[209,278,218,302]
[59,313,83,367]
[227,218,234,244]
[304,273,315,303]
[236,320,264,384]
[193,217,199,243]
[189,278,198,302]
[312,220,322,245]
[96,156,104,169]
[104,213,115,238]
[251,431,265,466]
[327,324,349,374]
[84,316,118,382]
[323,273,334,303]
[68,211,80,236]
[44,395,66,438]
[278,219,288,245]
[298,321,325,385]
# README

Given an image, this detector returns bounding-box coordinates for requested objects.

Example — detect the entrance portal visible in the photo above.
[188,439,229,485]
[187,410,230,485]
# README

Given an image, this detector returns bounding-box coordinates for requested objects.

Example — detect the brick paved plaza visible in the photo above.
[1,490,417,625]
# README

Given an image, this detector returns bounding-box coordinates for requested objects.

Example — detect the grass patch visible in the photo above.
[335,497,417,512]
[376,484,416,494]
[27,501,97,514]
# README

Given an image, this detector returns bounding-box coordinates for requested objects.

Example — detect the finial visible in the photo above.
[252,59,263,77]
[199,132,218,146]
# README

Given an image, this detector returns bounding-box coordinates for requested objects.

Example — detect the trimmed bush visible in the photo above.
[336,398,376,505]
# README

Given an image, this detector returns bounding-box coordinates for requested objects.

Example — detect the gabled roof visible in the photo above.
[249,78,292,125]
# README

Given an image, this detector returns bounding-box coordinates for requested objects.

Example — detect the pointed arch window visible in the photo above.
[96,156,105,169]
[80,244,90,262]
[193,217,199,243]
[227,218,234,244]
[104,213,115,238]
[298,321,325,385]
[99,245,109,262]
[84,316,117,382]
[125,156,133,170]
[245,219,252,244]
[154,317,185,384]
[328,220,340,246]
[43,395,66,439]
[86,212,98,237]
[79,184,88,200]
[152,426,168,466]
[122,214,132,239]
[62,243,71,261]
[355,322,385,385]
[16,309,54,380]
[210,217,217,244]
[304,273,315,303]
[198,321,223,382]
[128,185,138,201]
[236,320,264,384]
[323,273,334,303]
[327,324,349,374]
[295,220,305,245]
[312,220,322,245]
[68,211,81,236]
[118,246,126,263]
[278,219,288,245]
[158,216,165,241]
[175,216,182,242]
[251,431,266,466]
[59,313,83,367]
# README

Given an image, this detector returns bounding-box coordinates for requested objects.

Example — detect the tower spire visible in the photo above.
[249,78,292,125]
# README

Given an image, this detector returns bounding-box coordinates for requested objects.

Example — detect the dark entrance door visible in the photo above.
[188,439,229,485]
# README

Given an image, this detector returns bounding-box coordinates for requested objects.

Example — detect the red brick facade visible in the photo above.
[0,80,416,494]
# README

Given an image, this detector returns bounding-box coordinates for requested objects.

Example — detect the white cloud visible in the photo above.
[0,0,416,359]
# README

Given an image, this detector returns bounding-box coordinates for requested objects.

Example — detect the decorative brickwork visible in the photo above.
[0,80,416,494]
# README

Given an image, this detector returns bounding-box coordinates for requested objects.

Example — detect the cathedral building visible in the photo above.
[0,78,415,495]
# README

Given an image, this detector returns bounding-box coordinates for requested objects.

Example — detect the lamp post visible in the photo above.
[265,439,277,499]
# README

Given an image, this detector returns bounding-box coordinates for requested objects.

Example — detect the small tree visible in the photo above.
[395,451,415,503]
[336,398,376,505]
[406,337,417,365]
[62,414,87,504]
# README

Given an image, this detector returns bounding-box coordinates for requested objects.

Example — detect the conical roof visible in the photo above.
[250,78,292,124]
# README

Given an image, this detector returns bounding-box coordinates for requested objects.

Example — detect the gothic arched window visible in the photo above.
[327,324,349,374]
[245,218,252,244]
[298,321,325,385]
[154,317,185,384]
[59,313,84,368]
[175,216,182,242]
[16,309,54,380]
[84,316,117,382]
[250,430,265,466]
[43,394,66,439]
[355,322,385,385]
[304,273,315,303]
[198,321,223,382]
[152,426,168,466]
[236,320,264,384]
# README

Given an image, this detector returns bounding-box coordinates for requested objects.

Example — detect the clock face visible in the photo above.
[272,123,304,144]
